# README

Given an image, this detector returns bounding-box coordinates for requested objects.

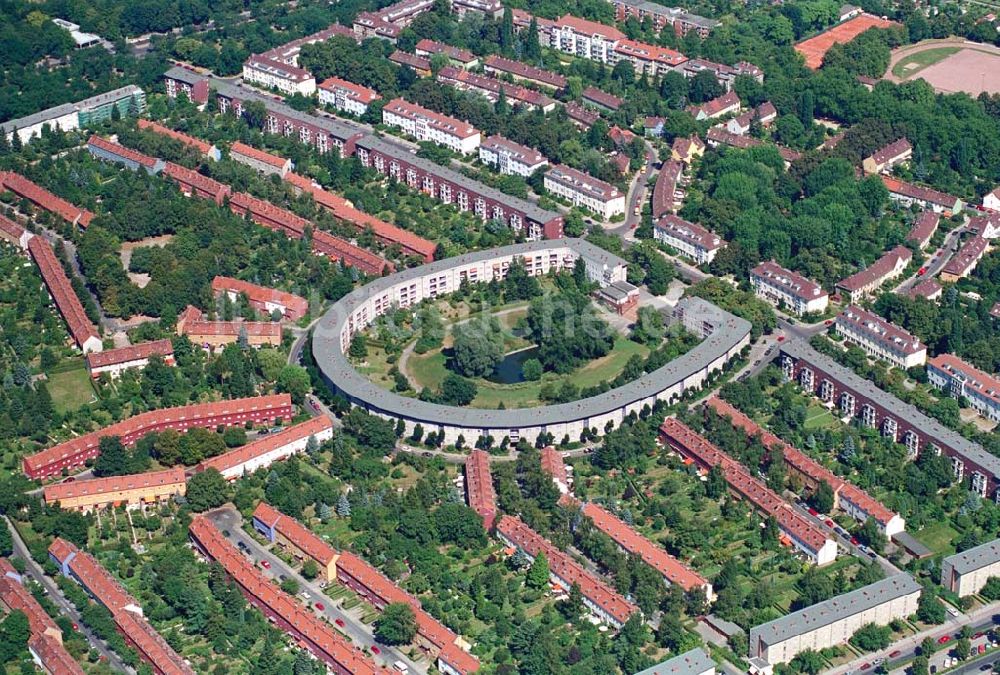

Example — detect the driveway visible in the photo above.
[4,517,133,673]
[203,506,425,673]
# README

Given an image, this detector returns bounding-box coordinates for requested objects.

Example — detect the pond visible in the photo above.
[488,346,540,384]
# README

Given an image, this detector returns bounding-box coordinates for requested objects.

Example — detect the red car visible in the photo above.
[335,618,345,627]
[980,644,987,654]
[314,602,325,611]
[917,267,927,276]
[889,650,901,658]
[777,336,785,342]
[825,519,835,528]
[860,663,871,671]
[72,623,79,631]
[938,635,951,645]
[974,632,985,639]
[850,537,860,546]
[808,507,819,516]
[260,560,270,569]
[371,646,381,655]
[825,319,833,325]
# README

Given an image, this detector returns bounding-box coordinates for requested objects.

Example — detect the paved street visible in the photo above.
[895,224,966,295]
[203,506,425,673]
[4,517,133,673]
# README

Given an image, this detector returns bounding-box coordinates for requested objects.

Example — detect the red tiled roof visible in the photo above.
[836,305,924,356]
[582,86,623,110]
[113,610,194,675]
[706,126,760,149]
[189,517,385,675]
[480,136,547,168]
[228,191,312,236]
[44,467,186,506]
[438,67,555,109]
[389,51,431,71]
[0,171,94,228]
[546,164,621,201]
[565,102,600,128]
[318,77,381,104]
[751,260,826,302]
[312,230,392,275]
[659,418,832,553]
[614,39,687,67]
[943,235,988,277]
[29,634,85,675]
[0,212,27,242]
[25,395,292,477]
[198,416,332,476]
[182,319,283,339]
[868,138,911,166]
[88,135,159,169]
[706,397,898,527]
[881,176,960,209]
[285,172,433,262]
[85,338,173,371]
[907,211,939,245]
[47,539,136,615]
[415,39,476,63]
[655,214,724,252]
[0,558,61,639]
[539,446,568,488]
[162,162,231,202]
[383,99,479,139]
[137,119,214,155]
[334,551,479,672]
[27,236,100,350]
[554,14,625,40]
[908,278,942,299]
[497,515,637,625]
[254,501,336,565]
[578,501,708,592]
[230,142,291,170]
[836,245,911,292]
[212,276,308,317]
[482,55,567,89]
[687,91,740,118]
[929,354,1000,409]
[465,450,496,530]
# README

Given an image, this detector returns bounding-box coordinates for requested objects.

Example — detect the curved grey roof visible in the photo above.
[312,241,750,429]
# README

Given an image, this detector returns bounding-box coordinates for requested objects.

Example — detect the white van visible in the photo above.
[393,661,408,672]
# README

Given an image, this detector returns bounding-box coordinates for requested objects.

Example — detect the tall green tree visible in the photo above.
[375,602,418,645]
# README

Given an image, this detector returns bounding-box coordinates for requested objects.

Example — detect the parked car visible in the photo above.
[850,537,860,545]
[938,635,952,645]
[860,663,871,671]
[314,602,324,611]
[335,618,345,627]
[260,560,270,569]
[371,646,381,655]
[889,650,901,658]
[808,507,819,516]
[825,519,835,528]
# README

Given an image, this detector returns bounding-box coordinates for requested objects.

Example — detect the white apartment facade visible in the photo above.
[478,136,548,177]
[381,98,481,154]
[654,214,725,265]
[317,77,380,116]
[834,306,927,369]
[750,261,829,316]
[242,56,316,96]
[942,538,1000,597]
[544,164,625,219]
[549,15,625,64]
[928,354,1000,423]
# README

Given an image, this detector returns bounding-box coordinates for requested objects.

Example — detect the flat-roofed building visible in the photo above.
[382,98,481,154]
[862,138,912,175]
[44,467,186,512]
[593,279,639,315]
[942,538,1000,596]
[613,39,687,76]
[654,214,725,265]
[941,235,989,282]
[749,574,921,665]
[635,648,716,675]
[242,54,316,96]
[549,14,625,63]
[497,514,638,628]
[464,449,496,530]
[176,305,283,351]
[197,416,333,480]
[1,85,145,145]
[211,276,308,321]
[253,501,337,581]
[27,236,102,353]
[317,77,380,116]
[478,136,548,177]
[779,338,1000,499]
[835,306,926,369]
[85,339,174,379]
[229,141,292,177]
[660,418,838,565]
[452,0,502,17]
[750,261,828,316]
[907,211,940,250]
[544,164,625,219]
[611,0,719,37]
[24,394,292,479]
[707,397,904,536]
[836,246,912,302]
[928,354,1000,423]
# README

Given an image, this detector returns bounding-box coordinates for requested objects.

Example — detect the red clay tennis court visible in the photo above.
[795,14,899,69]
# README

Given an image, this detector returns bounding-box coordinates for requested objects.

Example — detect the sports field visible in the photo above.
[795,14,899,69]
[887,40,1000,95]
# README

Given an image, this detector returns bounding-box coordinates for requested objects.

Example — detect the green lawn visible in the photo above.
[803,403,837,430]
[892,47,960,78]
[914,521,959,556]
[46,362,95,413]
